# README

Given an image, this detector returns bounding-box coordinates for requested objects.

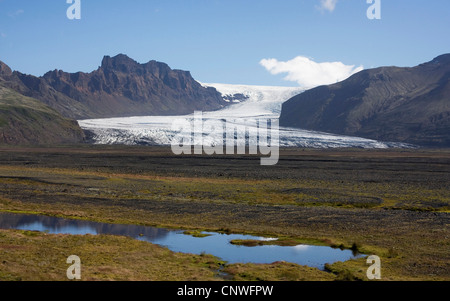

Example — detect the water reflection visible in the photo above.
[0,213,363,270]
[0,213,170,239]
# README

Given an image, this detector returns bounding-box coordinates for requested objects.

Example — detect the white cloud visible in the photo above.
[260,56,364,89]
[318,0,338,12]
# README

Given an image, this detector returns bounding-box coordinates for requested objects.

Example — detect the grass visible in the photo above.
[0,228,352,282]
[183,230,212,238]
[222,262,336,281]
[0,85,84,145]
[0,164,447,212]
[0,146,449,281]
[0,229,225,281]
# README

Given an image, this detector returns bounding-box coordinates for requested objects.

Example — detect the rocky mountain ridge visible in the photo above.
[0,54,227,119]
[280,54,450,147]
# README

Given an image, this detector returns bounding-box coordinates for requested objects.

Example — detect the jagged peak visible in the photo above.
[0,60,12,76]
[101,54,140,71]
[143,59,169,68]
[100,54,177,76]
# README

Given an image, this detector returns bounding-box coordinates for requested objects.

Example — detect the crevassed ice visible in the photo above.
[78,83,413,149]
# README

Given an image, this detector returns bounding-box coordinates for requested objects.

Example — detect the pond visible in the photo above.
[0,212,363,270]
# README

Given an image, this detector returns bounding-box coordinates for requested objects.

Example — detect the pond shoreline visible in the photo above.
[0,211,363,271]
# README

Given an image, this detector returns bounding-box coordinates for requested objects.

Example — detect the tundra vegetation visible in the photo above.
[0,146,448,281]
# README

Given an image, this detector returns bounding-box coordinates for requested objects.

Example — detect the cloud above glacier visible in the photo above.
[259,56,364,89]
[318,0,339,12]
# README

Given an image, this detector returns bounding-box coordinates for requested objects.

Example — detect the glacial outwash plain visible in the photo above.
[0,146,448,281]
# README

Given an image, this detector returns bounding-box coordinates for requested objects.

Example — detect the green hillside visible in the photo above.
[0,84,85,145]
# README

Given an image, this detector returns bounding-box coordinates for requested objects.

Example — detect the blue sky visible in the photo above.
[0,0,449,87]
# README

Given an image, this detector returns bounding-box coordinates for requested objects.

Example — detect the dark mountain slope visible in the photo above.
[0,83,85,145]
[280,54,450,147]
[0,54,227,119]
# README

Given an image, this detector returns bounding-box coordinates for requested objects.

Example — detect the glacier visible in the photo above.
[78,83,413,149]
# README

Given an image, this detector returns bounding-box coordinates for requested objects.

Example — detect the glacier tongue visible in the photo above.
[78,83,413,149]
[199,83,305,118]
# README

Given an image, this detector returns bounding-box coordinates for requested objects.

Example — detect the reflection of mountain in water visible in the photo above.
[0,213,171,241]
[0,213,363,269]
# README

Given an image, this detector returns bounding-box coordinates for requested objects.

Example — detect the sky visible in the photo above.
[0,0,449,87]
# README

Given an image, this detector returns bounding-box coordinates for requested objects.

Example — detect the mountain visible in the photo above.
[0,61,13,77]
[0,83,85,145]
[0,54,227,119]
[279,54,450,147]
